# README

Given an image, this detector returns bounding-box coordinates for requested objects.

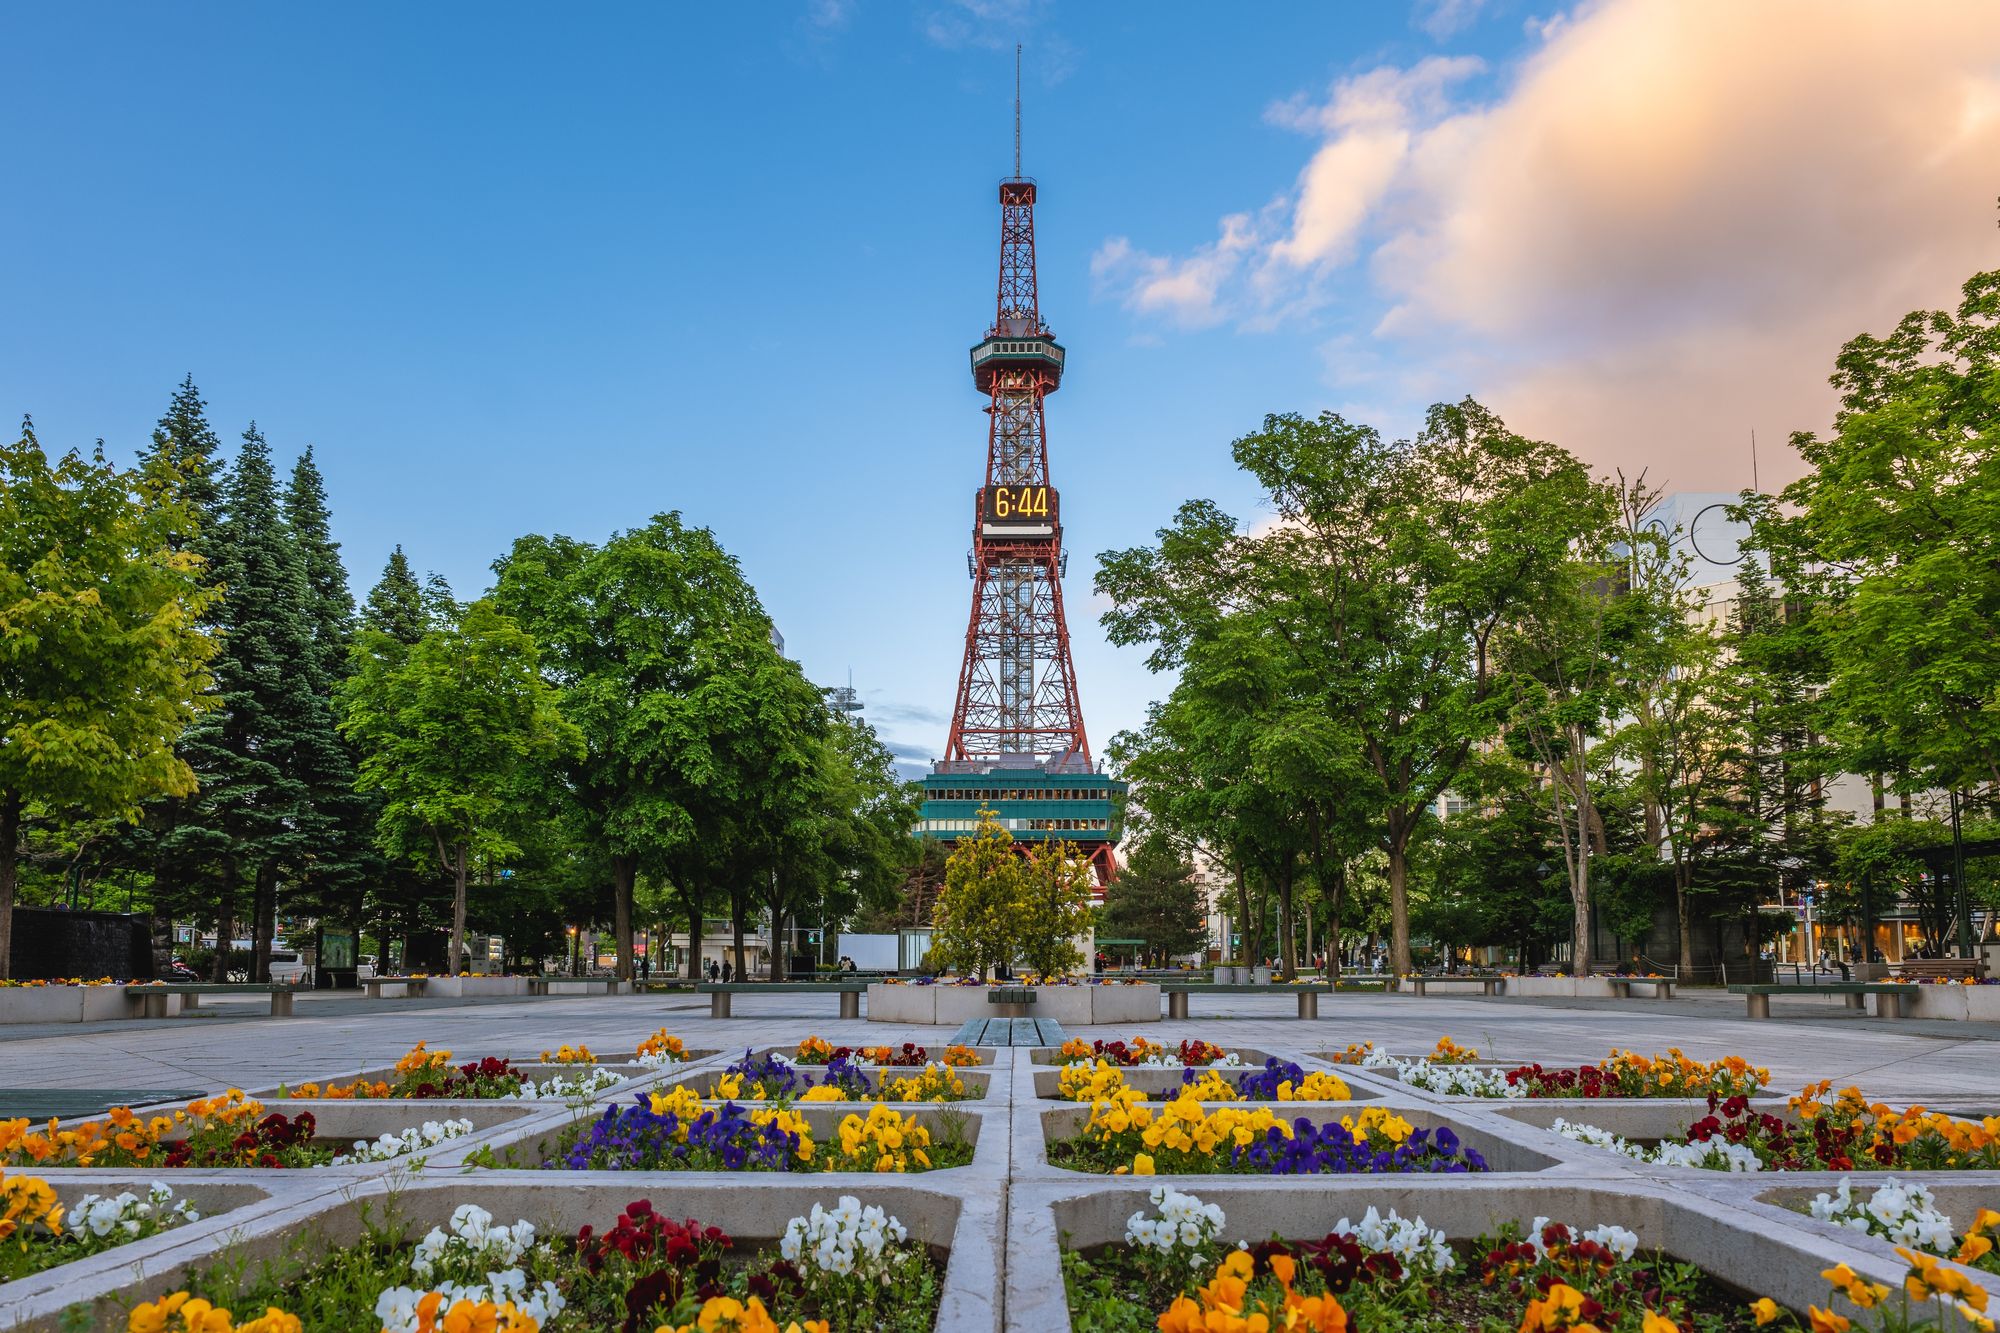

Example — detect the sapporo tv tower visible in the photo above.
[920,50,1125,891]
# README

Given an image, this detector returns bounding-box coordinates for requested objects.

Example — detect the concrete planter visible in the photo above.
[0,986,172,1023]
[418,976,529,998]
[1030,1065,1384,1102]
[1032,1102,1560,1174]
[1028,1044,1282,1067]
[0,1178,272,1326]
[747,1043,1000,1067]
[1502,975,1620,999]
[867,983,1161,1025]
[658,1065,997,1102]
[460,1102,1000,1174]
[243,1062,662,1105]
[1004,1177,1938,1332]
[1883,984,2000,1019]
[1,1176,1001,1333]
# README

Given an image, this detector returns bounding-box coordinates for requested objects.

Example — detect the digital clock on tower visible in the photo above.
[981,484,1059,533]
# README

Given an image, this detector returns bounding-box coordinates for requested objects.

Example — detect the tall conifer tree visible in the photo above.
[283,447,370,958]
[173,425,323,979]
[363,546,426,645]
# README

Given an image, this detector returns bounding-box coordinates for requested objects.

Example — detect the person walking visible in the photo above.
[721,959,733,983]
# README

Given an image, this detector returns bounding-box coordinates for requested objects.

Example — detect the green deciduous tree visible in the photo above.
[0,418,219,977]
[1752,267,2000,795]
[491,515,777,982]
[1098,835,1208,962]
[1017,840,1095,979]
[338,599,581,972]
[1101,401,1601,977]
[930,808,1025,980]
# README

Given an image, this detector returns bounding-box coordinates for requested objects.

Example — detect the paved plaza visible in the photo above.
[5,988,1998,1105]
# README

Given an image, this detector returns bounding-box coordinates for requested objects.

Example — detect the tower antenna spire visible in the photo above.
[1014,43,1022,177]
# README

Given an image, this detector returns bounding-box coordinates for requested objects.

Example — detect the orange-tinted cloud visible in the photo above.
[1094,0,2000,490]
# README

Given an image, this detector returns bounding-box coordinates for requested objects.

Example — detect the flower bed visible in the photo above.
[1043,1084,1489,1177]
[1013,1178,1998,1333]
[1056,1185,1993,1333]
[1542,1085,2000,1173]
[1,1094,334,1169]
[1052,1061,1353,1105]
[669,1052,988,1105]
[1,1094,540,1173]
[786,1039,982,1069]
[1361,1045,1771,1101]
[1054,1038,1243,1069]
[0,1174,203,1284]
[106,1196,943,1333]
[269,1043,633,1101]
[2,1176,996,1333]
[507,1091,979,1175]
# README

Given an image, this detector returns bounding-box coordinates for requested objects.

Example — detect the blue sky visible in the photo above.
[8,2,1998,772]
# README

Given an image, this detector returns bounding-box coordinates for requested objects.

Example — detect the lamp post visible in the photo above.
[567,926,579,977]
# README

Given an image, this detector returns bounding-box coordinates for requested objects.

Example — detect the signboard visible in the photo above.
[980,484,1058,538]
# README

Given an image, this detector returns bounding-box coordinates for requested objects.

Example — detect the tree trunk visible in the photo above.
[766,896,789,982]
[1231,859,1251,962]
[213,859,238,982]
[251,860,277,982]
[685,899,704,980]
[730,897,748,980]
[449,842,468,975]
[0,791,19,981]
[1275,861,1296,980]
[1387,815,1413,978]
[610,854,637,982]
[1675,863,1694,978]
[1323,860,1346,985]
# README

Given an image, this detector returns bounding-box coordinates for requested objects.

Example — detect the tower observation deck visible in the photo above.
[922,81,1124,889]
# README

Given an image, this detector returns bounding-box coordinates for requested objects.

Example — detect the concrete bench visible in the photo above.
[1160,982,1329,1019]
[1405,975,1503,998]
[1729,983,1917,1020]
[1606,977,1676,1000]
[696,981,868,1019]
[124,983,299,1018]
[950,1017,1066,1047]
[363,976,429,999]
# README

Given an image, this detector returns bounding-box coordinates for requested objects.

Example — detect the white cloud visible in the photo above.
[1416,0,1488,39]
[1094,0,2000,488]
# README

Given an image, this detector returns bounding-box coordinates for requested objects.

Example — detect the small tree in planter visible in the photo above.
[931,807,1024,980]
[1018,840,1095,979]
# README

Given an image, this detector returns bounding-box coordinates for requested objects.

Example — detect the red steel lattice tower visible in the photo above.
[936,66,1116,883]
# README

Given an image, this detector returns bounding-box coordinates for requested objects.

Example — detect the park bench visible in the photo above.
[1160,981,1329,1019]
[1605,977,1677,1000]
[949,1017,1067,1047]
[1893,958,1988,982]
[987,986,1036,1005]
[1404,974,1504,997]
[362,976,429,999]
[124,983,301,1018]
[1728,983,1917,1020]
[696,980,868,1019]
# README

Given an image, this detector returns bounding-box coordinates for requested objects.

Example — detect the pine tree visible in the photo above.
[121,379,230,930]
[362,546,426,645]
[282,447,372,960]
[170,425,324,979]
[134,375,224,555]
[284,447,355,687]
